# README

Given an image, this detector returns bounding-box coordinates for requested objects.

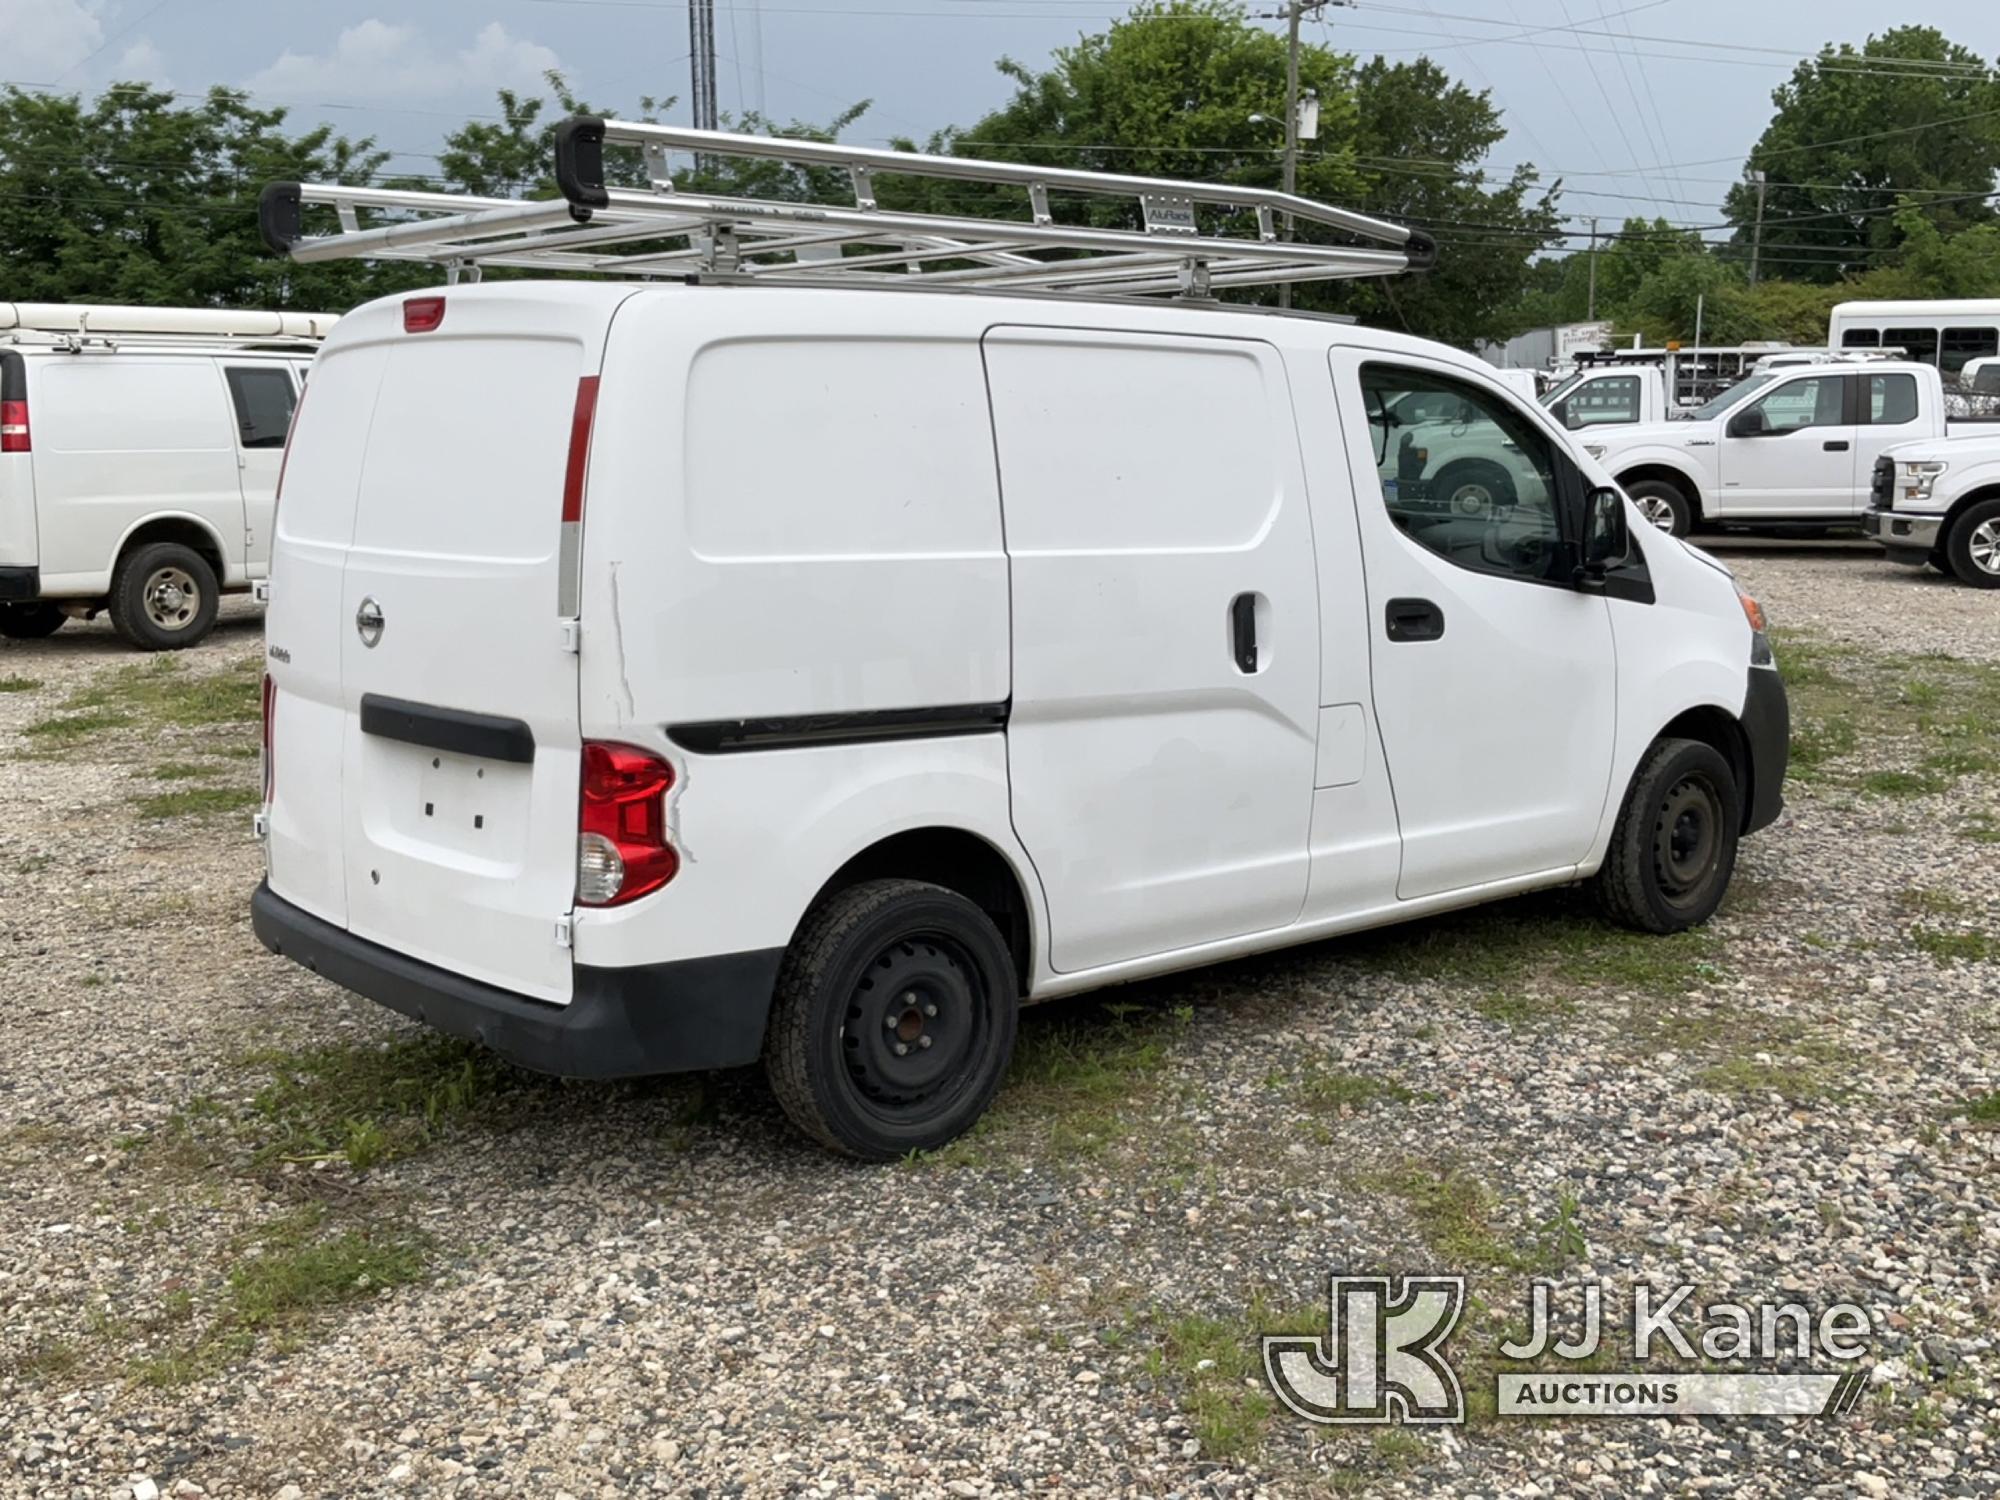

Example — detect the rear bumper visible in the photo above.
[1742,665,1788,836]
[251,881,782,1078]
[0,566,38,602]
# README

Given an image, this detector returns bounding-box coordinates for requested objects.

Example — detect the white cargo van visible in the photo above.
[247,123,1789,1158]
[0,304,334,649]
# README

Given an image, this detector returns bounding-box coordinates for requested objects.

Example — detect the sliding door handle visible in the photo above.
[1230,592,1259,673]
[1385,597,1445,643]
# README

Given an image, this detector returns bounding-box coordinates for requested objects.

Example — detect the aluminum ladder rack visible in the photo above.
[260,118,1435,301]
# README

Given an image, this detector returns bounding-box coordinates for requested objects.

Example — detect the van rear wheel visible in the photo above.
[0,602,65,639]
[108,541,219,650]
[1593,737,1741,934]
[765,878,1018,1160]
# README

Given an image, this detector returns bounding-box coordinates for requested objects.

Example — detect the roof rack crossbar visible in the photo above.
[264,119,1435,301]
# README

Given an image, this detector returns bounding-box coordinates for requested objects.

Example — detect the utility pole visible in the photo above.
[1746,169,1769,286]
[1586,216,1599,321]
[689,0,719,134]
[1278,0,1350,309]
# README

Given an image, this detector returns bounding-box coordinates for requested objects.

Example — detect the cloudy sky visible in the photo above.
[4,0,1996,244]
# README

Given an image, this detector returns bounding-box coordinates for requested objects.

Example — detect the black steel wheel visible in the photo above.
[1593,737,1741,934]
[765,878,1018,1160]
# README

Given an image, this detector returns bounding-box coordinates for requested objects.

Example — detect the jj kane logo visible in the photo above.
[1262,1276,1873,1425]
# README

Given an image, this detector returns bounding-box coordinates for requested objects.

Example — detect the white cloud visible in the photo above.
[244,19,562,102]
[112,38,168,87]
[0,0,104,80]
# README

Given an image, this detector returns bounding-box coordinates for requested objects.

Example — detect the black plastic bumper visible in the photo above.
[0,566,39,603]
[1741,665,1788,835]
[251,881,782,1078]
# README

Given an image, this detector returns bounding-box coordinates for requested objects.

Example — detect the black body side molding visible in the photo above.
[669,702,1010,755]
[359,694,536,765]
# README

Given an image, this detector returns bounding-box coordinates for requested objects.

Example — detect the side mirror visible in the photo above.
[1572,486,1628,590]
[1727,407,1769,438]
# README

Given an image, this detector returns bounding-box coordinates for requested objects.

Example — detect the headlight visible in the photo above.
[1583,442,1607,460]
[1901,459,1947,501]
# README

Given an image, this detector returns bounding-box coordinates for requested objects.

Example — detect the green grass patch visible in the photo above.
[21,709,136,743]
[1697,1052,1845,1103]
[135,785,260,819]
[1909,927,1994,965]
[0,673,39,693]
[1292,1064,1412,1114]
[1962,1092,2000,1124]
[1896,886,1969,918]
[1364,1163,1548,1272]
[131,1207,428,1387]
[171,1035,522,1174]
[63,653,261,729]
[4,1337,79,1384]
[150,760,229,781]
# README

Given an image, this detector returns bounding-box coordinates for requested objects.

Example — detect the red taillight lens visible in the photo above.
[562,376,600,525]
[261,674,276,802]
[0,399,28,453]
[403,296,446,334]
[576,741,678,906]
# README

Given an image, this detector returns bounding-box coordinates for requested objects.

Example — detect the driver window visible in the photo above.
[1747,375,1844,433]
[1361,363,1566,585]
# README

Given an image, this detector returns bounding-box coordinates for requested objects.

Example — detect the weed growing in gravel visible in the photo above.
[1897,887,1969,918]
[171,1035,527,1173]
[149,760,228,781]
[1363,1163,1546,1272]
[65,653,262,728]
[135,785,260,819]
[1288,1063,1413,1114]
[4,1338,79,1384]
[1909,927,1995,966]
[1958,815,2000,845]
[22,708,134,743]
[131,1206,429,1387]
[1964,1092,2000,1124]
[0,673,38,692]
[1696,1039,1849,1104]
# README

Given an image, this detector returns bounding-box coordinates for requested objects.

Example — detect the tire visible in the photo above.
[764,878,1019,1161]
[1623,479,1694,538]
[1593,737,1742,935]
[1433,459,1515,517]
[107,541,219,650]
[1944,498,2000,589]
[0,602,65,639]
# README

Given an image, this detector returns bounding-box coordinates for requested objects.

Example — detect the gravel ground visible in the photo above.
[3,560,1998,1500]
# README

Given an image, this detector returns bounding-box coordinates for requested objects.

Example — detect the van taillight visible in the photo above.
[403,297,446,333]
[576,742,678,907]
[0,399,27,453]
[261,674,276,801]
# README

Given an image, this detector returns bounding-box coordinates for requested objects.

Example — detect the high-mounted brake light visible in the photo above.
[576,742,678,906]
[261,673,277,802]
[0,399,28,453]
[403,296,446,333]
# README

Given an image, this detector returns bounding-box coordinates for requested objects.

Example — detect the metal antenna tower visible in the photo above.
[689,0,719,135]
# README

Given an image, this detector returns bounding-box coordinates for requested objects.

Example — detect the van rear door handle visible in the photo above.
[1823,439,1850,451]
[1385,597,1445,643]
[1230,592,1259,673]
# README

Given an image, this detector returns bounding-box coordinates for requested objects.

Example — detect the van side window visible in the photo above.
[1942,326,1999,378]
[1745,375,1844,433]
[1360,364,1566,585]
[1865,373,1917,425]
[1840,328,1880,349]
[1882,326,1939,366]
[225,367,297,449]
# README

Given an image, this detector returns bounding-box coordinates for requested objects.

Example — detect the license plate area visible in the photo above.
[361,738,535,867]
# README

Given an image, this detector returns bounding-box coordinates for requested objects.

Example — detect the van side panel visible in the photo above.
[25,359,242,591]
[574,291,1016,970]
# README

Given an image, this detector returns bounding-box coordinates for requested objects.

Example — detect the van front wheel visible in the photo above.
[765,878,1018,1160]
[1593,737,1741,934]
[108,541,219,650]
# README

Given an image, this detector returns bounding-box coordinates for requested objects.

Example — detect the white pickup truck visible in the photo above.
[1861,429,2000,587]
[1583,361,1994,536]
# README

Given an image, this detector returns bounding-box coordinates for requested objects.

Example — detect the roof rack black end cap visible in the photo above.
[1403,229,1438,271]
[259,182,303,255]
[555,116,610,211]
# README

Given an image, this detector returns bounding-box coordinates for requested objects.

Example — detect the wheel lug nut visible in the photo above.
[918,1035,933,1050]
[893,1042,909,1057]
[922,1002,937,1017]
[884,1014,898,1030]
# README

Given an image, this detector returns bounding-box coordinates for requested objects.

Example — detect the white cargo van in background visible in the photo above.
[247,123,1790,1159]
[0,304,334,649]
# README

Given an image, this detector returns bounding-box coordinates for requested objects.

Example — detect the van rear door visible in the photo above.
[331,288,628,1003]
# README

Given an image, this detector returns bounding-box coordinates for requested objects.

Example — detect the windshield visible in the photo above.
[1689,373,1777,422]
[1540,372,1585,406]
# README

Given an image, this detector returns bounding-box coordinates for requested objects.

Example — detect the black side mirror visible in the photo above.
[1570,486,1629,593]
[1728,407,1770,438]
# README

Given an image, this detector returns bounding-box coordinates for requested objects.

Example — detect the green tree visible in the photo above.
[1722,26,2000,282]
[888,1,1557,342]
[0,83,402,309]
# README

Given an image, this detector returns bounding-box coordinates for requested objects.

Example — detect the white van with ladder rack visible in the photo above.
[248,121,1789,1158]
[0,304,335,648]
